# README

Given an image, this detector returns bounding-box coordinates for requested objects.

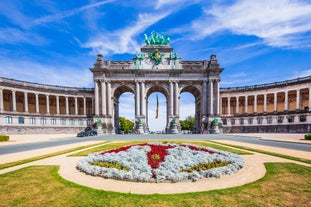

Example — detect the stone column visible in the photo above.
[215,80,220,115]
[107,81,112,117]
[208,80,213,115]
[46,95,50,114]
[202,81,207,115]
[227,97,230,115]
[56,96,60,114]
[263,93,267,112]
[75,97,78,115]
[0,89,3,113]
[284,91,288,111]
[101,81,106,116]
[35,93,39,113]
[135,81,140,116]
[296,89,300,110]
[12,90,16,112]
[24,92,28,113]
[140,81,146,116]
[274,92,277,112]
[65,96,69,115]
[254,95,257,113]
[94,80,99,116]
[235,96,239,114]
[83,97,87,115]
[174,81,179,116]
[245,95,248,113]
[169,81,173,116]
[309,86,311,110]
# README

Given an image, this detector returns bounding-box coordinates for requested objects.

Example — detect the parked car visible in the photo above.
[77,129,97,137]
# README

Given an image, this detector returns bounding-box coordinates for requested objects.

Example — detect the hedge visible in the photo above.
[304,133,311,140]
[0,135,9,141]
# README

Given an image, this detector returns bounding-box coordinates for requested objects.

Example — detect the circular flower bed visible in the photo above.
[77,142,245,183]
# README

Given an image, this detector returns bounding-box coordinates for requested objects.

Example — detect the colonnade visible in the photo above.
[0,88,92,116]
[221,87,310,115]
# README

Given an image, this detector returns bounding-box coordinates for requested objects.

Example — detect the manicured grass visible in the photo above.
[70,140,250,156]
[0,141,109,170]
[208,140,311,164]
[0,163,310,206]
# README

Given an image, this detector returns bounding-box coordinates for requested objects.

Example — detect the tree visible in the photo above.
[180,116,195,131]
[119,117,134,133]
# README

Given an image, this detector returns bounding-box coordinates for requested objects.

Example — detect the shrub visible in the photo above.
[0,134,9,141]
[304,133,311,140]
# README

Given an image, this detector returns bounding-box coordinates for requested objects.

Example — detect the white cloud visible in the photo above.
[25,0,115,28]
[83,11,171,56]
[0,58,93,87]
[191,0,311,48]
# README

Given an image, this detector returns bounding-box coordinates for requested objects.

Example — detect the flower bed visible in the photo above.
[77,142,245,183]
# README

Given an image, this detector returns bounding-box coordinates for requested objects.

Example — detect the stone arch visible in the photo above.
[113,84,135,134]
[180,84,202,133]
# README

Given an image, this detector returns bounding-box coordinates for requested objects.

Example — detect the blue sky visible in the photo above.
[1,0,311,131]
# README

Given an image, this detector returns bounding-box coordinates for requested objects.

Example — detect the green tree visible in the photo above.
[180,116,195,131]
[119,117,134,133]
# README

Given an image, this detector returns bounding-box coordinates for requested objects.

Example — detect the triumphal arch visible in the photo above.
[90,32,223,134]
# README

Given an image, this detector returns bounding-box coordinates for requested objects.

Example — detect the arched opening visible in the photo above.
[180,85,201,133]
[179,92,195,134]
[147,85,168,134]
[114,85,135,134]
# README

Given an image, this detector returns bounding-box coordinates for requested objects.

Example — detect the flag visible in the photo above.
[155,94,159,119]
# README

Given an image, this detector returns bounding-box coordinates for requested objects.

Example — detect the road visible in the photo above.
[0,134,310,155]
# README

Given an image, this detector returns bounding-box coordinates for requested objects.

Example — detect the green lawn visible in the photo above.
[0,163,310,207]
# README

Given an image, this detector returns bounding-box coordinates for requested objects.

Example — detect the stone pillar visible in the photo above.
[56,96,60,114]
[208,80,213,115]
[284,91,288,111]
[24,92,28,113]
[101,81,106,116]
[46,95,50,114]
[169,81,173,115]
[135,81,140,117]
[0,89,3,113]
[202,81,207,115]
[274,92,277,112]
[107,81,112,117]
[35,93,39,113]
[263,93,267,113]
[75,97,78,115]
[254,95,257,113]
[174,81,179,116]
[94,80,99,116]
[12,90,16,111]
[227,97,230,115]
[235,96,239,114]
[65,96,69,115]
[83,97,87,115]
[215,80,220,115]
[309,86,311,110]
[296,89,300,110]
[245,95,248,113]
[140,81,146,116]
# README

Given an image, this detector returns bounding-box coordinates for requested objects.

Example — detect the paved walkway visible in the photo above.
[0,133,310,194]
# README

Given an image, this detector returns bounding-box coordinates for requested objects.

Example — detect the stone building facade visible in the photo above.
[0,35,310,134]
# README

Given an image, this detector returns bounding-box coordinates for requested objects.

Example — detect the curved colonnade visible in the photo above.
[0,77,94,134]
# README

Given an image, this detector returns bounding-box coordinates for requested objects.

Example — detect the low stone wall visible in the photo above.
[223,124,311,133]
[0,126,85,135]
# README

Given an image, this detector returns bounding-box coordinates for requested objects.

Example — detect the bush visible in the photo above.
[0,134,9,141]
[304,133,311,140]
